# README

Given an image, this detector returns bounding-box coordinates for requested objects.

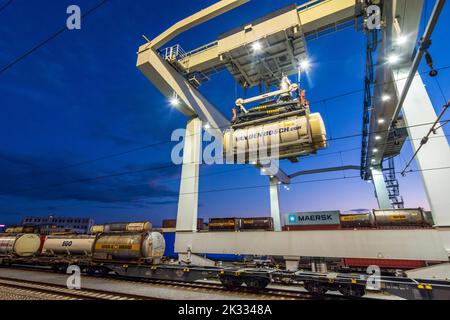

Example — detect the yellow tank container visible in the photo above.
[223,113,327,161]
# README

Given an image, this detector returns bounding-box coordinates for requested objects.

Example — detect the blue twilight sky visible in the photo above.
[0,0,449,226]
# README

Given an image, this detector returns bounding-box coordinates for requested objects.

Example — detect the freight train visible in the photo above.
[0,222,165,266]
[283,208,432,231]
[0,212,437,297]
[340,209,433,229]
[208,217,274,232]
[0,220,373,297]
[202,209,433,271]
[204,209,433,233]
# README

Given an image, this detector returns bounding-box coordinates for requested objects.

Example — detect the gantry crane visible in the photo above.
[137,0,450,277]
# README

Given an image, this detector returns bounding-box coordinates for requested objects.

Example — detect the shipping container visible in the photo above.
[340,213,374,228]
[162,219,177,229]
[91,222,152,234]
[208,218,241,231]
[373,208,430,227]
[282,225,341,231]
[162,218,204,230]
[0,234,41,257]
[162,231,244,261]
[284,211,341,227]
[240,217,274,231]
[343,258,426,269]
[41,235,96,256]
[92,231,165,263]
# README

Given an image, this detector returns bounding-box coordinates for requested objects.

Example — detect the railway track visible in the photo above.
[118,277,355,300]
[0,265,360,300]
[0,276,159,300]
[82,271,357,300]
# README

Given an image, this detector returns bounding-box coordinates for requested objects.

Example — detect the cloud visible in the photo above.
[89,122,139,147]
[0,151,180,207]
[0,211,25,217]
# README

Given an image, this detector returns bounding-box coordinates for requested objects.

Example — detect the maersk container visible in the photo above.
[284,211,341,227]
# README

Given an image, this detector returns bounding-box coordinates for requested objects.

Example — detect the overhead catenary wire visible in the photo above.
[2,134,449,215]
[0,0,109,74]
[0,0,13,14]
[10,147,370,210]
[1,58,448,178]
[177,167,450,197]
[434,75,449,104]
[13,165,450,212]
[384,0,446,142]
[401,101,450,176]
[0,2,449,212]
[0,122,448,198]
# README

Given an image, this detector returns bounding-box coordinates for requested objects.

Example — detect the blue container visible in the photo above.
[162,232,243,262]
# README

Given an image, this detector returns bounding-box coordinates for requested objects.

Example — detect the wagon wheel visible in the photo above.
[304,281,328,295]
[244,278,270,291]
[220,276,243,289]
[339,285,366,298]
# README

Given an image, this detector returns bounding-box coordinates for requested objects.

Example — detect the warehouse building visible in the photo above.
[21,215,94,234]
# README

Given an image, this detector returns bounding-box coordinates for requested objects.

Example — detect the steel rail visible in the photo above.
[0,275,159,300]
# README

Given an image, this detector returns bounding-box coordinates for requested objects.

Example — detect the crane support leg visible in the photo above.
[269,177,282,231]
[371,166,392,209]
[176,117,202,232]
[393,69,450,227]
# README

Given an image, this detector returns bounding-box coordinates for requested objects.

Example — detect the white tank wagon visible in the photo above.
[41,235,96,256]
[223,113,327,162]
[91,221,152,234]
[0,234,41,257]
[92,231,165,263]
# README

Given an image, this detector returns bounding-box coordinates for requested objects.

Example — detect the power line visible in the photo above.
[20,148,366,210]
[51,140,170,171]
[401,101,449,175]
[1,109,446,181]
[2,63,449,180]
[11,165,450,212]
[0,7,448,186]
[3,133,448,207]
[1,122,448,198]
[176,166,450,197]
[0,0,109,75]
[309,65,450,107]
[0,0,13,14]
[12,166,254,211]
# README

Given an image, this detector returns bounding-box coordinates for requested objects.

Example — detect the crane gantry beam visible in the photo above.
[173,0,361,87]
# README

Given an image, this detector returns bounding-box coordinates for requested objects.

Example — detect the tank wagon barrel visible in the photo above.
[373,208,432,227]
[0,234,41,257]
[92,231,165,263]
[223,113,327,162]
[90,221,151,234]
[284,208,432,230]
[41,235,96,256]
[208,217,274,232]
[340,213,375,228]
